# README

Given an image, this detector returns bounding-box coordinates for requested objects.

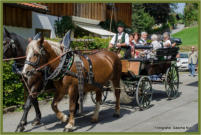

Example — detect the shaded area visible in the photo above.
[186,81,198,87]
[25,106,132,132]
[186,123,198,132]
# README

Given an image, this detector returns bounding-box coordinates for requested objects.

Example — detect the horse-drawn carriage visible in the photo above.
[3,29,181,132]
[91,45,180,110]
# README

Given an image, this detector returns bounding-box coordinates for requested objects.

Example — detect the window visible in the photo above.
[35,28,51,38]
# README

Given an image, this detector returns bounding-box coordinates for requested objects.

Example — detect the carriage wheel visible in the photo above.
[90,90,108,105]
[136,76,152,110]
[165,65,179,99]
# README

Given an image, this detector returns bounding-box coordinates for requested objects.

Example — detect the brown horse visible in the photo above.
[22,35,122,131]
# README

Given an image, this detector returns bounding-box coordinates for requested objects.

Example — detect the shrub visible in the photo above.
[71,36,111,50]
[3,62,54,108]
[3,61,24,108]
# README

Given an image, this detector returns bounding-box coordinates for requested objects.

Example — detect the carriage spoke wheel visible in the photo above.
[136,76,152,110]
[90,90,108,105]
[165,65,179,100]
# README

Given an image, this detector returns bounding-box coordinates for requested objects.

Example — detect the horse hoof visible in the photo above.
[31,119,41,126]
[61,115,68,123]
[91,118,98,123]
[113,113,120,118]
[15,126,25,132]
[63,128,73,132]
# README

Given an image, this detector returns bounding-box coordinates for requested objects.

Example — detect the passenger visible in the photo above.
[129,34,135,57]
[162,32,171,48]
[163,32,173,59]
[132,32,140,58]
[108,23,129,58]
[149,34,161,59]
[151,34,161,50]
[132,32,139,45]
[139,31,148,45]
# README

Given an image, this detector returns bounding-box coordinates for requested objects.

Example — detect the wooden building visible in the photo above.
[3,3,132,38]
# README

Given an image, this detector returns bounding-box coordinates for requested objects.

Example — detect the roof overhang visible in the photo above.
[75,23,115,37]
[4,3,48,13]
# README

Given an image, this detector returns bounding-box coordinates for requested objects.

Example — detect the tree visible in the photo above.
[184,3,198,26]
[54,16,74,38]
[132,4,155,33]
[143,3,171,24]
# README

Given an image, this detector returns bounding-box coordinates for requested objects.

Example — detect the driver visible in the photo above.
[108,23,129,58]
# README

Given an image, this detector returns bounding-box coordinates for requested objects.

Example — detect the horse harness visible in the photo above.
[3,38,18,57]
[24,44,103,114]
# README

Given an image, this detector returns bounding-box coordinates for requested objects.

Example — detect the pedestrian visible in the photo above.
[188,46,198,77]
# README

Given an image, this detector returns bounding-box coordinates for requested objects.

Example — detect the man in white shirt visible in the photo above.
[108,23,129,49]
[139,32,148,45]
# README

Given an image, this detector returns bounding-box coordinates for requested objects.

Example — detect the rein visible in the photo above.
[35,51,70,71]
[35,49,104,72]
[3,56,26,61]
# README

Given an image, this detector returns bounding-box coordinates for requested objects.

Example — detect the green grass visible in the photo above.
[171,26,199,46]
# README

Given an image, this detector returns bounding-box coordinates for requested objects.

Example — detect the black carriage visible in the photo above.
[91,45,180,109]
[120,46,180,109]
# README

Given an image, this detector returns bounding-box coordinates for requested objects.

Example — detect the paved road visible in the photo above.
[171,24,185,34]
[3,73,198,132]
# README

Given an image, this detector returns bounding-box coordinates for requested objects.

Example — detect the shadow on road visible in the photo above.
[186,81,198,87]
[186,123,198,132]
[25,105,132,132]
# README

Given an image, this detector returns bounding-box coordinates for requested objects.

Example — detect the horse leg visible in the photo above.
[15,96,32,132]
[112,80,121,117]
[31,97,42,126]
[64,85,77,132]
[51,92,67,123]
[91,90,101,123]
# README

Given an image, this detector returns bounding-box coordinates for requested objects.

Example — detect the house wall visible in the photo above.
[4,11,60,39]
[43,3,106,21]
[32,11,60,38]
[106,3,132,27]
[3,4,32,28]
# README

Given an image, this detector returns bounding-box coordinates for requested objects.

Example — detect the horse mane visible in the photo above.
[45,40,62,56]
[27,39,62,57]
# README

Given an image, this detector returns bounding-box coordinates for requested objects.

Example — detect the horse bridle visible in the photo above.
[3,38,17,57]
[24,46,48,76]
[23,45,49,97]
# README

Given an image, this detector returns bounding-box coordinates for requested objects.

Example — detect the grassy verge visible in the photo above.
[172,26,198,46]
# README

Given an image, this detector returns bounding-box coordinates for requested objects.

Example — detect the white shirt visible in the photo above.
[151,40,161,50]
[110,32,129,46]
[139,38,147,45]
[163,40,171,48]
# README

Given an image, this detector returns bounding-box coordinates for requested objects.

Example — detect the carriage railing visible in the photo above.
[121,45,179,62]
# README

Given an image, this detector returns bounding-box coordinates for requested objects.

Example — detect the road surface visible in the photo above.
[171,24,185,34]
[3,72,198,132]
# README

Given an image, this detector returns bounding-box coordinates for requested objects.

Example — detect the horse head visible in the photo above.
[3,28,17,58]
[3,28,28,59]
[22,31,70,96]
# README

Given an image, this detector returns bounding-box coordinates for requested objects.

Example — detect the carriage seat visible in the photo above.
[156,47,179,60]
